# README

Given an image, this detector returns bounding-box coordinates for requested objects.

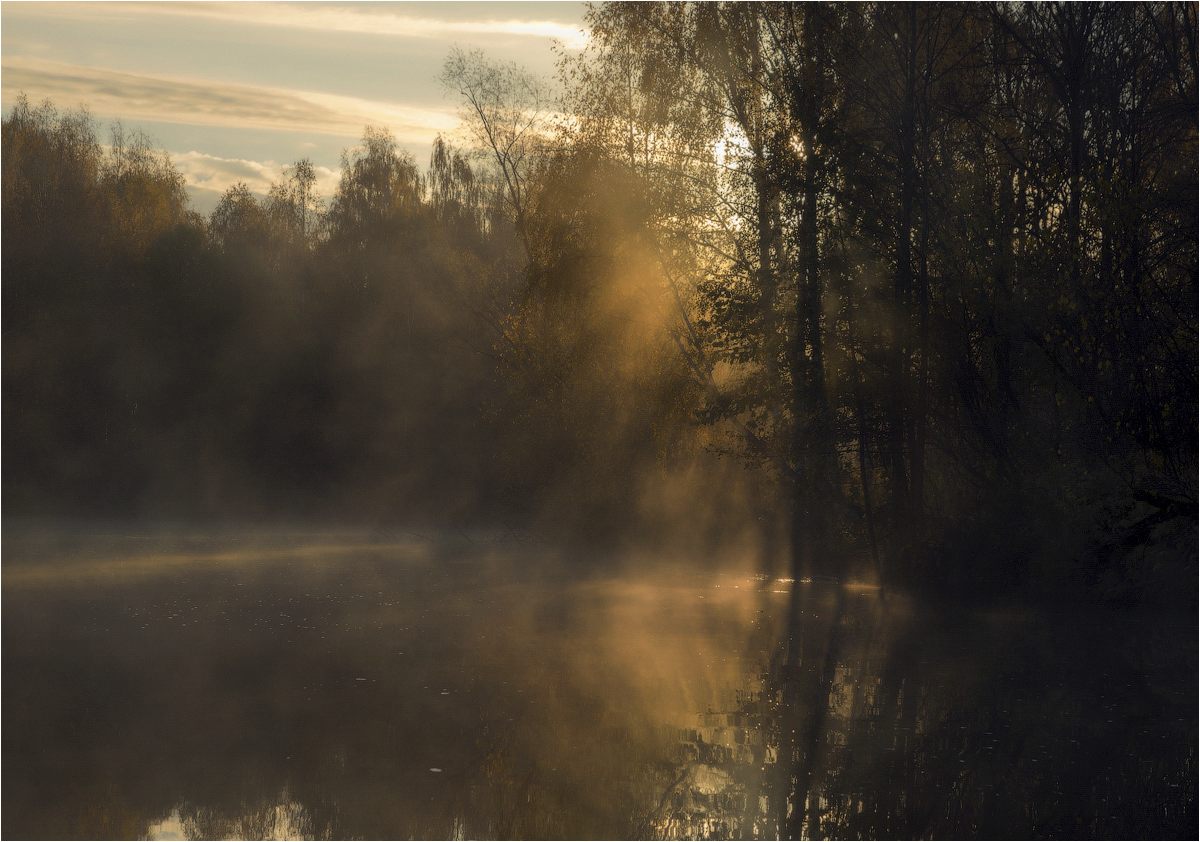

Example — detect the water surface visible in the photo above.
[3,529,1195,838]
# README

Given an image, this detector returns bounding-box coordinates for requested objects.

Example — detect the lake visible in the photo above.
[3,528,1195,839]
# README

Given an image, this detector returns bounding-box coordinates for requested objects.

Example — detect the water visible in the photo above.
[3,529,1195,839]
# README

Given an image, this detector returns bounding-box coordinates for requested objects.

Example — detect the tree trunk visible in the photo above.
[890,7,919,545]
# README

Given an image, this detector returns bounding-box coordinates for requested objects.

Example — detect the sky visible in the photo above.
[1,1,588,212]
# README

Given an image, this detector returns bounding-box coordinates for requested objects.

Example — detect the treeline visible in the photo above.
[1,94,709,540]
[564,2,1196,601]
[3,2,1197,602]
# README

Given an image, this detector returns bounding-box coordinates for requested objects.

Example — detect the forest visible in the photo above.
[4,1,1197,605]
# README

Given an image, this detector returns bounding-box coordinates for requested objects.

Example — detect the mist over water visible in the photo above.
[3,530,1193,839]
[4,2,1198,839]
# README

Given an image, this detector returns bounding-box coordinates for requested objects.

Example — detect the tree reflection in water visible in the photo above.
[3,532,1195,839]
[652,585,1195,840]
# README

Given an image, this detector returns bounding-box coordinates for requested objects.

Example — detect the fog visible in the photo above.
[4,530,1192,839]
[3,3,1197,839]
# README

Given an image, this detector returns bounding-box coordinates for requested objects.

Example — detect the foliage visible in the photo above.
[4,1,1196,602]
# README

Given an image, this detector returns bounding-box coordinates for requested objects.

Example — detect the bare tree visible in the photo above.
[441,47,550,258]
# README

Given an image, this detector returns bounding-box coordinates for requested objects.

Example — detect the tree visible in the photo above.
[441,47,551,258]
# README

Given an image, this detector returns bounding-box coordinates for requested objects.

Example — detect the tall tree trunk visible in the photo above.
[913,198,930,540]
[1059,5,1091,293]
[799,134,831,580]
[994,118,1017,464]
[788,3,832,588]
[890,6,919,545]
[846,296,883,584]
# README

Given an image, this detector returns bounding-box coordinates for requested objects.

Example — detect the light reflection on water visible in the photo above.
[3,531,1195,839]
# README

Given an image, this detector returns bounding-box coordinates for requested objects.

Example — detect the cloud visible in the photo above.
[210,3,592,50]
[171,151,340,199]
[13,2,590,50]
[3,2,590,50]
[1,57,459,144]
